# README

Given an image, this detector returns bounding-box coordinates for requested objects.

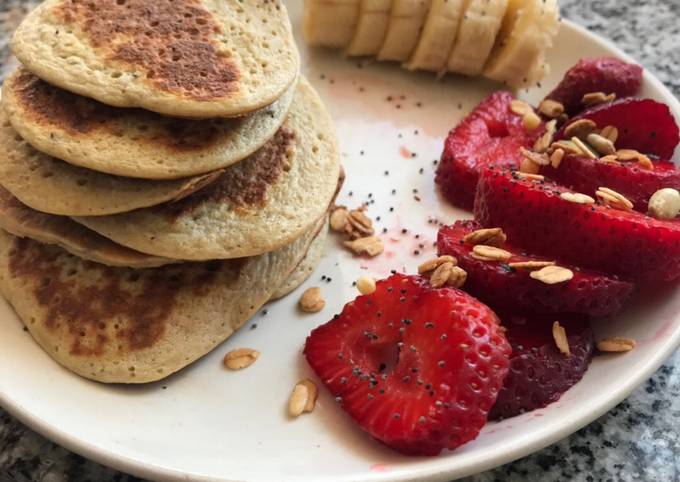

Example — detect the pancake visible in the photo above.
[11,0,299,118]
[2,69,296,179]
[271,219,328,300]
[75,78,340,261]
[0,187,179,268]
[0,218,321,383]
[0,111,224,216]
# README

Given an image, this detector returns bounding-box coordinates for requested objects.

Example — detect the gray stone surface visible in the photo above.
[0,0,678,481]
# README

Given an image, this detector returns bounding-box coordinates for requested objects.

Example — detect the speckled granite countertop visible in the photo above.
[0,1,679,481]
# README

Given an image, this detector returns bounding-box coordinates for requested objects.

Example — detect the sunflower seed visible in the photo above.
[329,206,349,232]
[345,209,374,238]
[289,379,318,417]
[520,147,550,166]
[600,125,619,143]
[637,156,654,170]
[596,187,634,211]
[552,321,571,356]
[430,262,454,288]
[599,155,621,164]
[522,110,542,131]
[550,140,582,156]
[463,227,507,247]
[515,172,545,181]
[447,266,468,288]
[418,255,457,274]
[470,245,512,262]
[299,287,325,313]
[530,265,574,284]
[582,91,616,106]
[596,337,636,353]
[534,119,557,153]
[550,148,565,168]
[224,348,260,370]
[571,136,598,159]
[510,99,532,116]
[520,156,541,174]
[586,133,616,155]
[508,260,556,270]
[344,236,384,257]
[560,192,595,204]
[538,99,565,118]
[564,119,598,139]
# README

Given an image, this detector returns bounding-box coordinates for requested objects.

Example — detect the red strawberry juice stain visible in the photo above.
[652,321,673,342]
[370,464,391,473]
[485,421,518,435]
[358,224,437,273]
[399,146,412,158]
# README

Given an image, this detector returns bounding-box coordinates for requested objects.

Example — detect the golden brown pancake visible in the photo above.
[0,218,322,383]
[0,110,226,216]
[271,220,328,300]
[0,187,178,268]
[2,68,296,179]
[76,78,341,261]
[11,0,299,118]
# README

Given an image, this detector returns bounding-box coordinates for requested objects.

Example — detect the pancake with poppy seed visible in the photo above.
[272,166,343,299]
[0,111,225,216]
[0,187,179,268]
[0,216,323,383]
[2,68,296,179]
[75,78,340,261]
[11,0,299,118]
[271,219,328,300]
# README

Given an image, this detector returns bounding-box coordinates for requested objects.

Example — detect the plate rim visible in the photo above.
[1,18,680,482]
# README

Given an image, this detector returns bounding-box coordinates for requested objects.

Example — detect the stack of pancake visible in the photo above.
[0,0,341,383]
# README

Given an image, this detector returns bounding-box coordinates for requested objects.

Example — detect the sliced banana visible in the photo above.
[446,0,508,77]
[345,0,393,56]
[527,53,550,85]
[377,0,431,62]
[483,0,560,87]
[303,0,361,48]
[404,0,466,72]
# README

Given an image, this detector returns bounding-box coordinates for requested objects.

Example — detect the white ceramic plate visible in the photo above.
[1,3,679,481]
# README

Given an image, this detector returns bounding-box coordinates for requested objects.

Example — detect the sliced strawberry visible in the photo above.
[556,98,680,160]
[489,314,594,420]
[473,167,680,283]
[545,57,643,116]
[437,221,634,317]
[304,274,511,455]
[435,91,543,210]
[541,154,680,212]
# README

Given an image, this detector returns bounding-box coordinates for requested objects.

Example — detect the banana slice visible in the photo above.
[483,0,560,87]
[445,0,508,77]
[377,0,431,62]
[404,0,466,72]
[304,0,361,48]
[345,0,393,56]
[527,53,550,84]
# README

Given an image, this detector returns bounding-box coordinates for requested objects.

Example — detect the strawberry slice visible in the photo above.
[541,154,680,212]
[435,91,543,210]
[544,57,643,116]
[556,98,680,159]
[304,274,511,455]
[473,167,680,283]
[437,221,634,317]
[489,314,594,420]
